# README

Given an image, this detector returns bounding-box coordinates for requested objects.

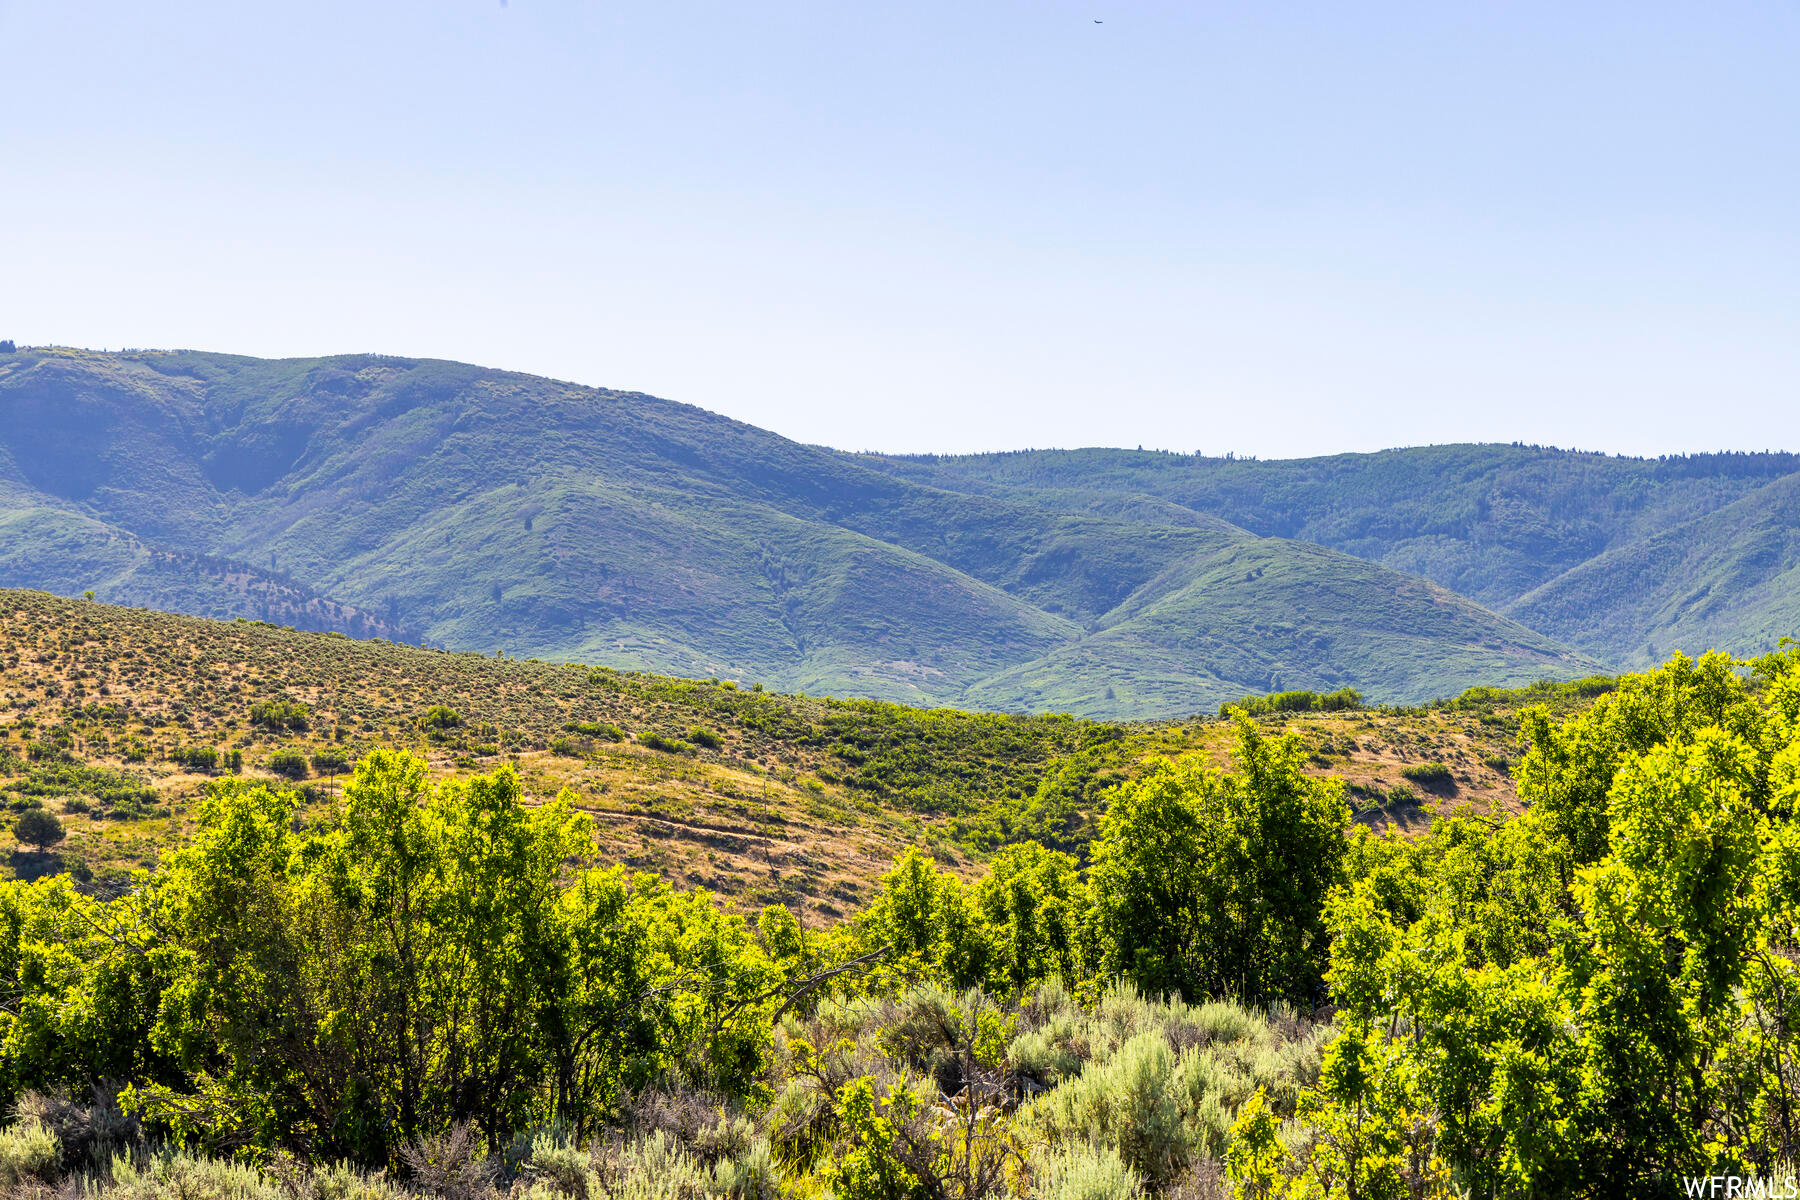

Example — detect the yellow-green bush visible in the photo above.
[0,1121,58,1187]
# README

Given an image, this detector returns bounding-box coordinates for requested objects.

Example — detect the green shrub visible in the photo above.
[13,807,65,850]
[516,1125,593,1196]
[1399,762,1453,788]
[419,705,463,730]
[396,1122,494,1199]
[1031,1144,1142,1200]
[1015,984,1322,1189]
[267,749,310,779]
[1009,1027,1083,1085]
[689,727,724,751]
[170,745,221,772]
[0,1120,60,1186]
[1026,1031,1189,1189]
[249,699,311,731]
[311,749,351,775]
[566,721,626,741]
[593,1130,711,1200]
[640,733,693,755]
[15,1090,137,1176]
[5,762,157,814]
[95,1147,407,1199]
[1446,673,1618,713]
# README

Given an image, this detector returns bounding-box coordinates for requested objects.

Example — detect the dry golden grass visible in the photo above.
[1,590,1560,919]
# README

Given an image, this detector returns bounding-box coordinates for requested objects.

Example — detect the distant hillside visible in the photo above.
[863,444,1800,667]
[962,536,1586,718]
[1507,470,1800,668]
[865,444,1800,609]
[0,502,411,640]
[0,347,1605,715]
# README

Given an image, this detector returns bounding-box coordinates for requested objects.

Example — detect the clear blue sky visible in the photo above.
[2,1,1795,458]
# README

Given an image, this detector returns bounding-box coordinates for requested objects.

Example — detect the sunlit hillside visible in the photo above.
[0,590,1583,917]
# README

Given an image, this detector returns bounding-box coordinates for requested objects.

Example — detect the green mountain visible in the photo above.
[0,345,1674,715]
[963,536,1586,719]
[1506,470,1800,669]
[862,444,1800,609]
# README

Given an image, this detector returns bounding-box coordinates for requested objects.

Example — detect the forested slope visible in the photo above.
[1507,469,1800,668]
[867,443,1800,608]
[0,347,1603,715]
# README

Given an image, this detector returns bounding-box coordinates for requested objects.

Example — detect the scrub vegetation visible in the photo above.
[1,591,1565,910]
[2,592,1796,1195]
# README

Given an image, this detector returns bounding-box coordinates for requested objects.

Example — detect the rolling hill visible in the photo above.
[1506,469,1800,669]
[0,590,1568,915]
[863,443,1800,609]
[0,346,1609,715]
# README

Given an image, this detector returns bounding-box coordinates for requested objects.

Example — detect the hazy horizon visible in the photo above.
[12,339,1799,463]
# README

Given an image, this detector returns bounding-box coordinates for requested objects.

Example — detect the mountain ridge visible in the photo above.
[4,344,1787,715]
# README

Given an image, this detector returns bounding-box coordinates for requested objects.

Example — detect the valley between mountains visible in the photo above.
[3,344,1795,718]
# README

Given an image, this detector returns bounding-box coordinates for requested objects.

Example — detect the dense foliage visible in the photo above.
[1241,648,1800,1195]
[1219,689,1363,719]
[1,650,1795,1197]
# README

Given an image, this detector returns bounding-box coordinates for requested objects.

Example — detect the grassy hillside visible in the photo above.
[0,611,1778,1198]
[0,503,411,639]
[1507,470,1800,668]
[962,536,1594,718]
[867,443,1800,613]
[0,592,1569,916]
[0,347,1601,715]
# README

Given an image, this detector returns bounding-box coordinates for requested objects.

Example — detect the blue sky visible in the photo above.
[1,1,1795,457]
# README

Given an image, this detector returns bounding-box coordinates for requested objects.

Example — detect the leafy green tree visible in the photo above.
[112,751,780,1161]
[971,842,1084,993]
[12,809,64,851]
[417,706,462,730]
[1087,717,1349,1005]
[858,848,991,992]
[248,699,310,732]
[0,874,170,1099]
[1287,651,1800,1195]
